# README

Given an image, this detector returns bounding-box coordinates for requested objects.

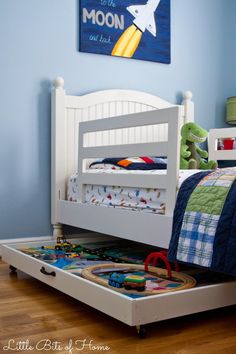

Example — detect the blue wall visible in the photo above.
[222,0,236,113]
[0,0,233,239]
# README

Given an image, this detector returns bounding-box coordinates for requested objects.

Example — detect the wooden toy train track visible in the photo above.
[81,263,196,296]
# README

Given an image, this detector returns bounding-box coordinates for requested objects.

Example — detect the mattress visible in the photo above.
[67,169,201,214]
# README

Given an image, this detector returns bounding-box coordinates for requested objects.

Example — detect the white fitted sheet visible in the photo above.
[67,169,200,214]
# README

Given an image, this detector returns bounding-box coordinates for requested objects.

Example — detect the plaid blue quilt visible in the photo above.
[168,168,236,276]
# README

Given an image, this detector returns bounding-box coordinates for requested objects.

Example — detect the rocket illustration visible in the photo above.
[127,0,160,37]
[112,0,161,58]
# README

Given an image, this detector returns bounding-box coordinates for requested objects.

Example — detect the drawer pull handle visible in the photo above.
[40,266,56,277]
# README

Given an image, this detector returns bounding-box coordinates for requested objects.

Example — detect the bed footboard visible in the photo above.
[209,128,236,161]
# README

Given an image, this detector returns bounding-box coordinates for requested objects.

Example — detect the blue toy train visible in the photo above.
[108,272,146,291]
[108,273,126,288]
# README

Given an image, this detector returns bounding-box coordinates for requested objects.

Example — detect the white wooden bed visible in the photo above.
[2,78,236,337]
[51,77,194,248]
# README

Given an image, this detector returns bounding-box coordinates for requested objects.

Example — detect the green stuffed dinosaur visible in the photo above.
[180,122,217,169]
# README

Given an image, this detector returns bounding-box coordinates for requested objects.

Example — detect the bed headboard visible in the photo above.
[51,76,194,231]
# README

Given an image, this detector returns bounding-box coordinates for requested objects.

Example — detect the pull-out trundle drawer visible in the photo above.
[2,237,236,331]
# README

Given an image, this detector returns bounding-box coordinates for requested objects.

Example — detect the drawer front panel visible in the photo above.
[2,244,133,325]
[133,282,236,325]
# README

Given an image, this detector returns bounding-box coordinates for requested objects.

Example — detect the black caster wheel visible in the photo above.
[136,325,147,339]
[9,265,17,272]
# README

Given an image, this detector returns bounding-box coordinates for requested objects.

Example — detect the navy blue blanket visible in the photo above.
[90,157,167,170]
[168,170,236,277]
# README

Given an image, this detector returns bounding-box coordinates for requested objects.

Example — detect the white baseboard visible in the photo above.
[0,235,54,256]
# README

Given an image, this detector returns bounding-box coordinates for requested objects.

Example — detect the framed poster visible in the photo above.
[79,0,171,64]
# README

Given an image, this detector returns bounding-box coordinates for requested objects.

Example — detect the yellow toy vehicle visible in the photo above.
[55,236,72,251]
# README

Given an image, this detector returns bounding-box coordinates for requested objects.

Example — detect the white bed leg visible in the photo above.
[53,223,63,237]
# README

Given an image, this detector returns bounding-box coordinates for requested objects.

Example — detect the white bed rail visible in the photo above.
[209,128,236,161]
[77,106,181,216]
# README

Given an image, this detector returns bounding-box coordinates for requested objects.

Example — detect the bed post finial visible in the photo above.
[183,91,193,101]
[53,77,64,89]
[182,90,194,123]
